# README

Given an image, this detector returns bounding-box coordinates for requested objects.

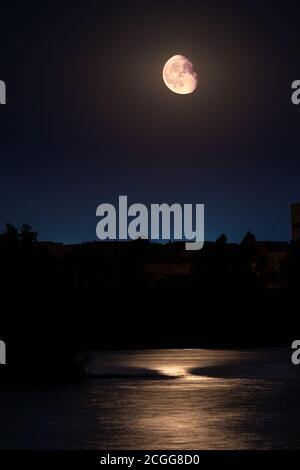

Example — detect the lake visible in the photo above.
[0,349,299,449]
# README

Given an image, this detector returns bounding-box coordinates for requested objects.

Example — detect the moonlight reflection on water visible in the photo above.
[0,349,299,449]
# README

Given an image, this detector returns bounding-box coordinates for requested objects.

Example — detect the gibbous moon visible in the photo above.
[162,55,198,95]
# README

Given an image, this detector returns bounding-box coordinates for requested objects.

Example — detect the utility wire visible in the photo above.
[262,206,290,240]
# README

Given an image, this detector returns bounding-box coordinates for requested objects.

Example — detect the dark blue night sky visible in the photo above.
[1,0,300,243]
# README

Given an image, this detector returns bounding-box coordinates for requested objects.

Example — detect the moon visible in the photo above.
[162,55,198,95]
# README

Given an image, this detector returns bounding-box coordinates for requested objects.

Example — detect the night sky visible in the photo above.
[1,0,300,243]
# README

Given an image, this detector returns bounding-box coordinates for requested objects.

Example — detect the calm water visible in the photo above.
[0,349,300,449]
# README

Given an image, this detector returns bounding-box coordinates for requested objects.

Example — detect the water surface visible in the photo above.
[0,349,299,449]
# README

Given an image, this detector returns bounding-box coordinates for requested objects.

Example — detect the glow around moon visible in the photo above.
[162,55,198,95]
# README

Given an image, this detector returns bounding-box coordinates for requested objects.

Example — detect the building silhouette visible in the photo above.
[291,204,300,242]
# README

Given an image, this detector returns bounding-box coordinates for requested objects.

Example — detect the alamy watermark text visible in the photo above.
[0,80,6,104]
[0,340,6,365]
[96,196,204,250]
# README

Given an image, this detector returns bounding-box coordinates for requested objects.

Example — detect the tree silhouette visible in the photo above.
[2,223,19,243]
[241,229,256,246]
[19,224,38,244]
[216,233,228,245]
